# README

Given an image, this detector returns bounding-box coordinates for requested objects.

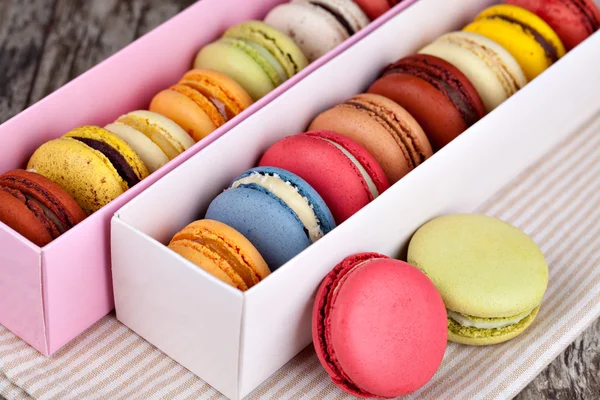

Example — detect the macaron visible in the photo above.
[168,219,271,291]
[407,214,549,345]
[259,130,390,224]
[308,93,433,184]
[312,253,447,398]
[419,31,528,112]
[150,69,253,142]
[205,167,336,270]
[194,22,307,100]
[506,0,600,50]
[264,0,370,62]
[0,170,86,246]
[368,54,486,151]
[353,0,401,20]
[28,126,149,215]
[464,4,566,81]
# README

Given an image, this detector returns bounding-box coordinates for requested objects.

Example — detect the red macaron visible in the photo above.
[312,253,448,398]
[259,131,390,224]
[354,0,403,20]
[0,170,86,246]
[506,0,600,50]
[368,54,486,151]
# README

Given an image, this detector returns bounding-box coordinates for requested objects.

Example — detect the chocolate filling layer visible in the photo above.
[491,15,558,62]
[310,2,355,35]
[73,137,140,188]
[385,60,481,127]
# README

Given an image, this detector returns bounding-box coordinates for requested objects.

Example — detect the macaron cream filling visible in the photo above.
[310,1,355,36]
[239,39,288,84]
[24,194,67,234]
[448,308,536,330]
[232,172,324,242]
[319,138,379,198]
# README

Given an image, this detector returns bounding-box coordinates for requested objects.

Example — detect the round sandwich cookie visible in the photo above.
[28,126,149,215]
[194,22,307,100]
[506,0,600,51]
[309,93,432,184]
[407,214,549,346]
[259,130,390,224]
[264,0,370,62]
[205,167,336,271]
[150,69,253,142]
[354,0,402,20]
[168,219,271,291]
[368,54,486,151]
[420,31,528,112]
[312,253,447,398]
[0,170,86,247]
[464,4,566,81]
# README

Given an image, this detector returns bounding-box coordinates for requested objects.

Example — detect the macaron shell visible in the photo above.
[353,0,398,19]
[28,138,125,215]
[105,123,169,174]
[0,190,54,247]
[464,5,566,81]
[313,255,447,398]
[224,21,308,79]
[368,55,485,150]
[312,0,371,33]
[448,306,540,345]
[181,69,254,119]
[265,2,348,62]
[419,31,528,111]
[309,94,432,184]
[206,186,312,271]
[116,110,195,160]
[407,214,549,318]
[506,0,600,50]
[259,131,389,223]
[194,39,277,100]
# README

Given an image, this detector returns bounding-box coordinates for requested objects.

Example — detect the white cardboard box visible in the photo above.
[112,0,600,398]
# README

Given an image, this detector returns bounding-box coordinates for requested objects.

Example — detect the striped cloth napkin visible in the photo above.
[1,113,599,400]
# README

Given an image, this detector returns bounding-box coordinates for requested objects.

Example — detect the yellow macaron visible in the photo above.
[28,126,149,214]
[464,4,566,80]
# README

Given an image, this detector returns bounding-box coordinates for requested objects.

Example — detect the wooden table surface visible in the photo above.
[0,1,599,399]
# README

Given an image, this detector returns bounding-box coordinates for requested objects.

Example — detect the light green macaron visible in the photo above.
[407,214,548,346]
[194,21,307,101]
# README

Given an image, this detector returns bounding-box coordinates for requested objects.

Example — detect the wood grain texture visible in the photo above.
[0,1,598,399]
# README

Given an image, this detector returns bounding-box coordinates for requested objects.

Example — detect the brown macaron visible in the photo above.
[0,170,86,246]
[308,93,433,184]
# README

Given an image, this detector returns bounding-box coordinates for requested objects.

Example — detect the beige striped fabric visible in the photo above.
[1,114,599,399]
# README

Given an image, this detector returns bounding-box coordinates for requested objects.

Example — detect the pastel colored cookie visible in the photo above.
[224,21,308,80]
[368,54,486,151]
[150,69,253,142]
[195,22,306,100]
[259,130,389,223]
[309,93,433,184]
[28,126,149,214]
[420,31,528,112]
[353,0,402,20]
[205,167,336,270]
[312,253,447,398]
[464,4,566,80]
[168,219,271,291]
[0,170,86,246]
[506,0,600,50]
[264,0,370,62]
[407,214,549,346]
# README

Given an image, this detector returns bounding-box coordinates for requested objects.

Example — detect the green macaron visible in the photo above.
[407,214,549,346]
[194,21,307,101]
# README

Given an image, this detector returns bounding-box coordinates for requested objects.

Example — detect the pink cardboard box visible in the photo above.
[0,0,419,356]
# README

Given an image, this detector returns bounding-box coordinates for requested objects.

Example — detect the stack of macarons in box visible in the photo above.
[0,0,389,247]
[166,0,599,292]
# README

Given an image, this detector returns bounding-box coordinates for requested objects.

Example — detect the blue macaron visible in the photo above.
[206,166,336,270]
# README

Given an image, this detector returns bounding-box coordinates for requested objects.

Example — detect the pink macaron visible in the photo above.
[259,131,389,224]
[312,253,447,398]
